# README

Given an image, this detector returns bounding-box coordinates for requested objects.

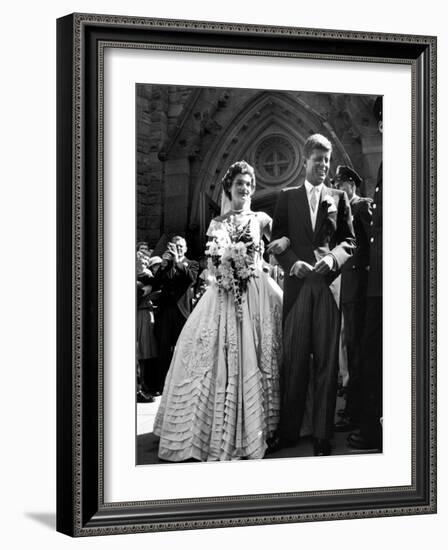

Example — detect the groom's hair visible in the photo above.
[303,134,333,159]
[221,160,256,199]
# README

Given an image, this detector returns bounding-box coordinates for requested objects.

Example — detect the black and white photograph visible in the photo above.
[55,14,435,529]
[135,84,384,465]
[2,0,444,545]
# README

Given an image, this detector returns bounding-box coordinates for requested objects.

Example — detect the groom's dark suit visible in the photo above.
[272,183,356,442]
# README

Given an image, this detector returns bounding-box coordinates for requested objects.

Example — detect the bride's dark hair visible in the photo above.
[221,160,256,199]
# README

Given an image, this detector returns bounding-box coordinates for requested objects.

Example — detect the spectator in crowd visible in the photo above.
[137,249,163,401]
[153,236,199,392]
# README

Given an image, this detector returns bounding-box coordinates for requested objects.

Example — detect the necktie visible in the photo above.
[310,187,318,213]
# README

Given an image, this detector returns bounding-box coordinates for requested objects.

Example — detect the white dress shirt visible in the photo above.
[302,180,336,272]
[304,180,323,231]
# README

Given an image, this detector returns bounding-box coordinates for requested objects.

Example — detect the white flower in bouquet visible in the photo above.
[205,240,220,257]
[233,241,247,253]
[220,248,233,264]
[212,228,229,246]
[239,266,254,280]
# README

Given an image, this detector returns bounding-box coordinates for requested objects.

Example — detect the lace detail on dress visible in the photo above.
[181,323,220,378]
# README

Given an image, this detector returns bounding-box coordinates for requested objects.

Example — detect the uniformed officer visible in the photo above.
[332,166,372,432]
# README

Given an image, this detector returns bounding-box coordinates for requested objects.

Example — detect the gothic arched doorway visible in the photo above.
[193,90,353,239]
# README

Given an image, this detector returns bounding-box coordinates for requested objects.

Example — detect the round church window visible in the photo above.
[255,135,298,186]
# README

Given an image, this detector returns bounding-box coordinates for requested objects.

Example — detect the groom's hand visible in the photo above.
[314,255,335,275]
[290,260,313,279]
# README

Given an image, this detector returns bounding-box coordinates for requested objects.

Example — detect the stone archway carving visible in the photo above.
[191,90,353,235]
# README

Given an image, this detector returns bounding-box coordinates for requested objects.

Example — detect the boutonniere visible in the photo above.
[322,195,337,214]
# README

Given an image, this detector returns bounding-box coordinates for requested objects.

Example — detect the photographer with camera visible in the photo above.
[153,236,199,393]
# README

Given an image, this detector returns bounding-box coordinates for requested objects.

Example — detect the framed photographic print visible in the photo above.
[57,13,437,536]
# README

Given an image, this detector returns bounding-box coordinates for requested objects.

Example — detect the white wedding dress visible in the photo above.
[153,212,283,461]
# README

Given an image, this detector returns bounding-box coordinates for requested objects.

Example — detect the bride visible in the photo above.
[153,160,284,461]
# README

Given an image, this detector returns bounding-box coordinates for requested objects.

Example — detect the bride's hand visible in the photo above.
[267,237,290,255]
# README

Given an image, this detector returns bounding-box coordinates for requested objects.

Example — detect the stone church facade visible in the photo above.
[137,84,381,258]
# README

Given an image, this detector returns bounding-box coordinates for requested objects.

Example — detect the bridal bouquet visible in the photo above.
[205,218,262,319]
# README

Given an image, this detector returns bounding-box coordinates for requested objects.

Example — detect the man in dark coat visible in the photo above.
[332,165,372,431]
[347,96,383,451]
[153,236,199,393]
[270,134,356,456]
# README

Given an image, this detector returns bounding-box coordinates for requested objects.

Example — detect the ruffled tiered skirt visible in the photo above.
[153,271,283,461]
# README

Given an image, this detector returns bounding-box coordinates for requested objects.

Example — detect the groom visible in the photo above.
[271,134,356,456]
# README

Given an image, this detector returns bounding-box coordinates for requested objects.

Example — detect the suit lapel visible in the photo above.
[293,185,313,241]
